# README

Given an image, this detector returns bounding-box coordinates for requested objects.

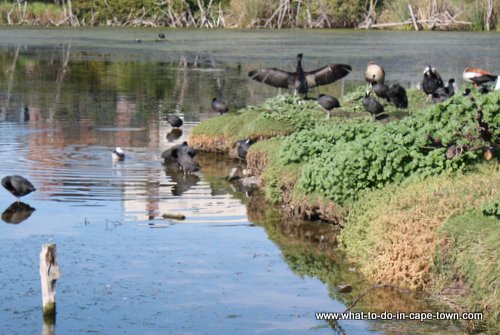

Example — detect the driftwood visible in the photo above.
[162,213,186,220]
[359,3,472,30]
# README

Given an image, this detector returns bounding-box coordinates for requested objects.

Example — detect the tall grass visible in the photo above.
[0,1,64,25]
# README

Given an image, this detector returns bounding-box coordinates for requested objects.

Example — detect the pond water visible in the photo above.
[1,28,495,334]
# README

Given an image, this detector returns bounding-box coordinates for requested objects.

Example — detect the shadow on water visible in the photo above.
[163,162,201,196]
[1,201,36,224]
[201,155,466,335]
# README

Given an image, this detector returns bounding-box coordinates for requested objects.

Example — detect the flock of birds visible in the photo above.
[2,53,499,203]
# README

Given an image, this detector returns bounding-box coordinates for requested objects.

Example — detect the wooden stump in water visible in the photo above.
[39,244,61,323]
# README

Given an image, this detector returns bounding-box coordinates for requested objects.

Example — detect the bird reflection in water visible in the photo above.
[164,162,200,196]
[166,128,183,142]
[2,202,36,224]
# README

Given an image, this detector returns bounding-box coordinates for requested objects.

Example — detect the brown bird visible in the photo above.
[365,61,385,85]
[248,53,351,97]
[463,67,498,87]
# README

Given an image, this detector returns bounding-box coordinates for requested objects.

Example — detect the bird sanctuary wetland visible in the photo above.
[0,28,499,335]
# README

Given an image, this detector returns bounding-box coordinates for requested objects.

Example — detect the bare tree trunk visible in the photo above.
[485,0,494,31]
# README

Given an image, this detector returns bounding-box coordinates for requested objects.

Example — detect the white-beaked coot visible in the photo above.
[167,114,183,128]
[112,147,125,161]
[362,90,384,122]
[317,94,340,119]
[422,65,444,96]
[2,175,36,202]
[432,78,456,103]
[236,139,253,160]
[212,98,229,115]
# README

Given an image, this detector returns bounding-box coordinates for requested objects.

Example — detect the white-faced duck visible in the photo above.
[248,53,351,97]
[387,83,408,108]
[167,114,183,128]
[317,94,340,119]
[2,175,36,202]
[362,90,384,122]
[112,147,125,161]
[365,61,385,85]
[422,65,444,96]
[463,67,498,88]
[212,98,228,115]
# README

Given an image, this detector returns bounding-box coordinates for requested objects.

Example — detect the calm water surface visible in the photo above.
[1,28,490,334]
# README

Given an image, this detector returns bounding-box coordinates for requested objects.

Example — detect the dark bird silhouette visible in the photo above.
[365,61,385,85]
[112,147,125,161]
[158,33,166,39]
[167,114,183,128]
[2,175,36,202]
[362,91,384,122]
[248,53,351,97]
[317,94,340,118]
[2,201,36,224]
[422,65,444,95]
[432,78,456,103]
[174,150,200,173]
[463,67,498,87]
[236,139,253,160]
[479,84,490,95]
[161,141,195,163]
[161,142,198,173]
[212,98,228,115]
[387,83,408,108]
[371,81,389,101]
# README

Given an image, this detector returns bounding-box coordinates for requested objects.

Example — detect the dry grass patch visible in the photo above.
[340,163,499,291]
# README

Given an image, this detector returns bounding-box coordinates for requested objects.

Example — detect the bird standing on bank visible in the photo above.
[236,139,253,160]
[432,78,456,103]
[212,98,229,115]
[463,67,498,87]
[365,61,385,85]
[317,94,340,119]
[371,81,389,101]
[422,65,444,96]
[387,83,408,108]
[248,53,351,97]
[362,91,384,122]
[2,175,36,202]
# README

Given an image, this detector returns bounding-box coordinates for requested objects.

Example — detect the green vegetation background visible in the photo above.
[1,0,499,31]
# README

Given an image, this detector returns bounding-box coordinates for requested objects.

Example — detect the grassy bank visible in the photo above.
[190,86,499,331]
[339,162,499,332]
